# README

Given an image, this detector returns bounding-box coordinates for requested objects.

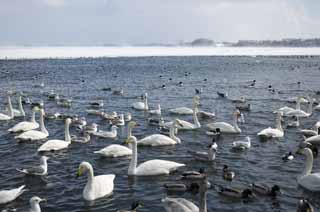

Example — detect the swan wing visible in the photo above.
[15,130,47,140]
[136,159,185,176]
[287,110,309,117]
[0,185,26,204]
[206,122,236,132]
[163,197,198,212]
[299,173,320,191]
[257,128,283,138]
[8,121,39,132]
[132,102,145,110]
[38,140,69,152]
[94,145,132,157]
[0,113,11,120]
[138,134,176,146]
[84,174,115,201]
[169,107,193,115]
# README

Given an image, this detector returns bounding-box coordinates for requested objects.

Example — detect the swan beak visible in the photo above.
[124,138,132,144]
[76,168,83,178]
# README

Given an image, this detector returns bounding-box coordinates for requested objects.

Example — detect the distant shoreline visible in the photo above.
[1,46,320,60]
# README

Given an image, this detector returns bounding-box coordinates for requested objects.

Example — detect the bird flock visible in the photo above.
[0,78,319,212]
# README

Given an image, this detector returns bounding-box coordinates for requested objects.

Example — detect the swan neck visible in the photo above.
[87,166,94,184]
[276,116,283,131]
[31,111,36,123]
[144,97,148,110]
[199,181,208,212]
[193,105,200,128]
[308,101,313,114]
[7,96,14,117]
[128,141,137,175]
[169,124,180,143]
[301,150,313,177]
[208,149,216,161]
[65,121,71,142]
[18,97,25,116]
[233,113,240,132]
[296,99,301,110]
[40,111,48,135]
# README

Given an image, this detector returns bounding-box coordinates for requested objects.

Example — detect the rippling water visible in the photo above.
[0,56,320,211]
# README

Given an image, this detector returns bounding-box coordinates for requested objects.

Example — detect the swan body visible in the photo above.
[94,144,132,157]
[92,125,118,138]
[149,104,161,115]
[138,120,181,146]
[132,93,149,110]
[304,135,320,145]
[232,136,251,150]
[77,161,115,201]
[15,109,48,141]
[257,112,283,138]
[0,96,14,121]
[163,197,199,212]
[197,111,215,119]
[297,148,320,192]
[38,118,71,152]
[0,185,26,204]
[126,136,185,176]
[287,97,313,118]
[8,109,39,132]
[169,107,193,115]
[206,110,241,134]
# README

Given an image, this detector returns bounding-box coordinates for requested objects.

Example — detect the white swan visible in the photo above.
[297,148,320,192]
[0,185,26,204]
[15,109,48,141]
[257,112,283,138]
[149,104,161,115]
[29,196,46,212]
[169,95,199,115]
[76,161,115,201]
[38,118,71,152]
[12,96,25,117]
[164,99,201,130]
[232,136,251,150]
[132,93,149,110]
[8,107,39,132]
[137,120,182,146]
[275,97,302,115]
[206,110,241,134]
[0,95,14,121]
[94,144,132,158]
[286,97,313,118]
[125,136,185,176]
[92,125,118,138]
[304,134,320,145]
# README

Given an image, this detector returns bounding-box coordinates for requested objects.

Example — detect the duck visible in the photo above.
[76,161,115,201]
[125,136,185,176]
[217,186,254,199]
[205,128,221,136]
[112,88,124,96]
[102,111,118,120]
[15,109,48,141]
[297,148,320,191]
[11,96,25,117]
[206,110,241,134]
[251,183,281,197]
[296,199,314,212]
[232,136,251,150]
[56,97,72,108]
[0,185,26,204]
[37,118,72,152]
[117,201,143,212]
[47,90,59,100]
[0,95,14,121]
[89,100,104,108]
[8,107,39,132]
[110,114,125,126]
[137,120,182,146]
[92,125,118,139]
[223,165,235,181]
[236,103,250,111]
[282,152,294,161]
[231,96,247,103]
[217,91,227,98]
[149,104,161,115]
[16,156,49,176]
[148,117,164,127]
[163,172,209,212]
[257,112,284,138]
[286,97,313,118]
[132,93,149,110]
[188,140,218,161]
[169,95,199,115]
[29,196,46,212]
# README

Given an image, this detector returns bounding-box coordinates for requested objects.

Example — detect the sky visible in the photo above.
[0,0,320,45]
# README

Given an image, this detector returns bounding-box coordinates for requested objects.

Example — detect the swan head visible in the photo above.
[125,136,138,145]
[77,161,92,177]
[128,121,139,128]
[30,196,46,205]
[297,199,314,212]
[193,95,201,105]
[65,118,72,125]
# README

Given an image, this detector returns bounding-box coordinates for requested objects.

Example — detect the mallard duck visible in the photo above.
[223,165,235,181]
[251,183,281,197]
[218,186,254,199]
[89,100,104,108]
[112,88,124,96]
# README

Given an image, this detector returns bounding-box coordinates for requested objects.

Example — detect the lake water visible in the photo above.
[0,54,320,211]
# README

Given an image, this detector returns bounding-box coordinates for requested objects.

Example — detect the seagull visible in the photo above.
[16,156,49,176]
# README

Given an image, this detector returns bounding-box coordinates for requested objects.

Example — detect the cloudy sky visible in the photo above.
[1,0,320,45]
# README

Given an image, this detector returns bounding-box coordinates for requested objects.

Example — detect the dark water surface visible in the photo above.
[0,56,320,211]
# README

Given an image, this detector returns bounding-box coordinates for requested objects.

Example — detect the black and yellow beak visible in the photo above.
[76,168,82,178]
